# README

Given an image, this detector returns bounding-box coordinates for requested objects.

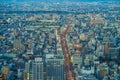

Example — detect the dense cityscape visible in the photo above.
[0,1,120,80]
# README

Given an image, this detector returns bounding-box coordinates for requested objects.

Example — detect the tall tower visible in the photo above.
[32,58,44,80]
[46,56,65,80]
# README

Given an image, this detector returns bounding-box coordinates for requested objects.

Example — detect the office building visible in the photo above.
[46,56,65,80]
[32,58,44,80]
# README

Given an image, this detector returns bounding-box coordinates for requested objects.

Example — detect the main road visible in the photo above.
[60,25,75,80]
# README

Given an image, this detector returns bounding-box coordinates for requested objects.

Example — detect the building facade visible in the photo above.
[32,58,44,80]
[46,58,65,80]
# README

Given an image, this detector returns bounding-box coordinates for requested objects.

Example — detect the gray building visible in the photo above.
[46,56,65,80]
[32,58,44,80]
[25,60,34,80]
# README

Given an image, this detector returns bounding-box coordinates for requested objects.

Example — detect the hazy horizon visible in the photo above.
[0,0,120,2]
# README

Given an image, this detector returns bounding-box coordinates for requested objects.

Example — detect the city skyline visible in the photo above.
[0,1,120,80]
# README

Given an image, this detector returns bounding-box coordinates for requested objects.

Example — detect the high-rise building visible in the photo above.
[32,58,44,80]
[25,58,44,80]
[25,61,32,80]
[46,56,65,80]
